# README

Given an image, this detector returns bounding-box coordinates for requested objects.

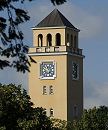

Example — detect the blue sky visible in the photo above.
[0,0,108,108]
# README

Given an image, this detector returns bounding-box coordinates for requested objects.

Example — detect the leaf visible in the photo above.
[51,0,67,5]
[0,60,10,69]
[1,37,7,45]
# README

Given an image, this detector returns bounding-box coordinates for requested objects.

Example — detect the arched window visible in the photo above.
[44,109,47,115]
[47,34,52,46]
[74,36,77,48]
[67,33,69,43]
[38,34,43,47]
[71,34,73,47]
[43,86,47,95]
[49,85,53,95]
[50,108,54,117]
[56,33,61,46]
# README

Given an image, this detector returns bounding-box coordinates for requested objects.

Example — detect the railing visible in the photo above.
[29,46,82,55]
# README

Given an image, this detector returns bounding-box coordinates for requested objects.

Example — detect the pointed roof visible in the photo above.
[36,9,79,31]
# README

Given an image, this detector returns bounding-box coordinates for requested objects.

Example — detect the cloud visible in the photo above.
[84,80,108,109]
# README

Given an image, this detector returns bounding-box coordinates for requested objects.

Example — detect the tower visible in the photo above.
[28,9,84,121]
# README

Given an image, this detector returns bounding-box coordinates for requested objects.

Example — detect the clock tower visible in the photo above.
[29,9,84,121]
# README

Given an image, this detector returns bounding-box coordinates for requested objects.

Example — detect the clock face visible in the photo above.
[40,61,56,79]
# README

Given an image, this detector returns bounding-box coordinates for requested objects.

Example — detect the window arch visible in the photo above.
[38,34,43,47]
[71,34,73,47]
[43,86,47,95]
[47,34,52,46]
[50,108,54,117]
[67,33,70,46]
[56,33,61,46]
[49,85,53,95]
[44,109,47,115]
[74,36,77,48]
[67,33,69,42]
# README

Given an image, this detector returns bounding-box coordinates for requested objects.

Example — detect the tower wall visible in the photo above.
[29,54,68,120]
[28,9,84,121]
[67,55,83,120]
[33,28,66,47]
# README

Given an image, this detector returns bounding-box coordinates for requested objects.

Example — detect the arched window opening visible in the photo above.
[44,109,47,115]
[43,86,47,95]
[74,36,77,48]
[50,108,54,117]
[67,33,69,43]
[71,35,73,47]
[38,34,43,47]
[47,34,52,46]
[49,85,53,95]
[56,33,61,46]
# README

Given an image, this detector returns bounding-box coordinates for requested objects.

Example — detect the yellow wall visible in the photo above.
[29,55,68,120]
[29,25,83,121]
[65,27,78,48]
[33,28,65,46]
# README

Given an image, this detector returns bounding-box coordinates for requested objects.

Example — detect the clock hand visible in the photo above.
[44,66,49,73]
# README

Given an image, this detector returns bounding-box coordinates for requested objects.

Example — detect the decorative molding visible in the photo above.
[28,52,84,58]
[32,26,66,30]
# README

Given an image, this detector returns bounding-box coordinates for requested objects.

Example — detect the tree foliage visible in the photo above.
[0,84,108,130]
[78,106,108,130]
[0,0,67,72]
[51,106,108,130]
[0,84,52,130]
[51,118,75,130]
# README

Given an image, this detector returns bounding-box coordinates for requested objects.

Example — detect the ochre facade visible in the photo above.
[28,9,84,121]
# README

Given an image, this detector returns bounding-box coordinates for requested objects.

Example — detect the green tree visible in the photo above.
[0,0,67,72]
[51,118,76,130]
[78,106,108,130]
[0,84,52,130]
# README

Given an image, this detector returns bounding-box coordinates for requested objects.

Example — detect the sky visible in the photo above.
[0,0,108,109]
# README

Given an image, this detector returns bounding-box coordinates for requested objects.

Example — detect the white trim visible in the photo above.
[28,52,84,58]
[32,26,66,30]
[29,52,68,56]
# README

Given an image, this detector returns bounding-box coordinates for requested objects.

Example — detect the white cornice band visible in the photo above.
[28,52,84,58]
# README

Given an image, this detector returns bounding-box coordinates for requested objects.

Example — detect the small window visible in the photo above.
[47,34,52,46]
[74,36,77,48]
[67,33,69,42]
[67,33,70,46]
[49,86,54,95]
[43,86,47,95]
[71,35,73,47]
[56,33,61,46]
[44,109,47,115]
[50,108,54,117]
[73,105,78,117]
[72,62,79,80]
[38,34,43,47]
